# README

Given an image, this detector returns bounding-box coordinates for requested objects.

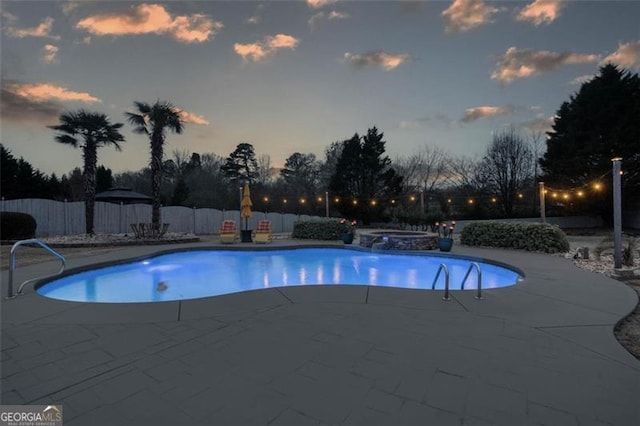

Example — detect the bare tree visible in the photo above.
[446,155,485,191]
[256,154,275,185]
[482,127,533,217]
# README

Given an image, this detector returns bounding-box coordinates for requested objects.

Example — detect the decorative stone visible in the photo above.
[359,230,439,251]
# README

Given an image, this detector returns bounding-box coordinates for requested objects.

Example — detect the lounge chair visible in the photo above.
[219,220,237,244]
[254,220,272,244]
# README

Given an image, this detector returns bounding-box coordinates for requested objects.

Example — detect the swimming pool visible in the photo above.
[36,248,522,303]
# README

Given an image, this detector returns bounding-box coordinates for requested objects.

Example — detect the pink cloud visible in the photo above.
[307,0,339,9]
[234,43,268,62]
[234,34,300,62]
[344,51,411,71]
[76,4,223,44]
[5,16,60,40]
[442,0,501,34]
[266,34,299,50]
[177,110,210,126]
[516,0,565,26]
[600,41,640,68]
[6,82,101,103]
[492,46,599,84]
[461,105,515,122]
[41,44,59,64]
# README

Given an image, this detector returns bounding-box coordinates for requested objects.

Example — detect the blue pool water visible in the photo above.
[37,248,521,303]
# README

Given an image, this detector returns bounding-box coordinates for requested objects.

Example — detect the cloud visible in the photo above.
[41,44,59,63]
[461,105,516,123]
[569,74,594,85]
[4,15,60,40]
[177,110,209,125]
[329,11,348,20]
[234,34,299,62]
[491,46,600,84]
[516,0,565,26]
[398,114,455,130]
[61,1,81,16]
[76,4,223,44]
[309,10,349,31]
[307,0,339,9]
[344,51,411,70]
[441,0,501,34]
[1,80,99,125]
[5,82,101,103]
[234,43,268,62]
[520,115,554,133]
[600,41,640,68]
[246,3,264,24]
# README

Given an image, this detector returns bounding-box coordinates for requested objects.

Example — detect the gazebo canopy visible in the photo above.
[95,187,152,204]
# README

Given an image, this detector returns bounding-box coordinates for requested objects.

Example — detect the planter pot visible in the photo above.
[241,229,253,243]
[340,233,354,244]
[438,237,453,252]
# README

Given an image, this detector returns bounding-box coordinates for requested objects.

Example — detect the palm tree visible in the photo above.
[49,110,125,234]
[125,101,184,228]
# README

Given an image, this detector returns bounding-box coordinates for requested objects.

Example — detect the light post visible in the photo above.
[539,182,546,223]
[612,158,623,269]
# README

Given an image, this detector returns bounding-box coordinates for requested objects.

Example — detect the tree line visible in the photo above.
[2,64,638,233]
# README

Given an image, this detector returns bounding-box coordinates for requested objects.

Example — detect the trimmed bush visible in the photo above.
[460,222,569,253]
[1,212,37,240]
[292,220,342,240]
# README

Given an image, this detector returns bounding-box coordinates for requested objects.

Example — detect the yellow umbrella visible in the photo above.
[241,183,252,230]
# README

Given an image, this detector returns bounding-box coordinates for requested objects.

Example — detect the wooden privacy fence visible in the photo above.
[0,198,323,237]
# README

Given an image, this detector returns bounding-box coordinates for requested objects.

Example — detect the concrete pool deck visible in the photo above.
[1,240,639,425]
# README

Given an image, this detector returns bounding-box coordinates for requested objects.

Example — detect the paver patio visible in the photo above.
[1,241,639,425]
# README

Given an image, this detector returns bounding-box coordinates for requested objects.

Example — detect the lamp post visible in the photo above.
[325,191,329,217]
[539,182,546,223]
[612,158,623,269]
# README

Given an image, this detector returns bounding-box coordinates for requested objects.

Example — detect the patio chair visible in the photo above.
[219,220,237,244]
[254,220,272,244]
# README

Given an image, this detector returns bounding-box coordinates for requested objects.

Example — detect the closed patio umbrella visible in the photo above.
[240,183,253,242]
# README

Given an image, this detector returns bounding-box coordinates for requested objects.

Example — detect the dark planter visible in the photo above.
[438,237,453,252]
[241,230,253,243]
[340,233,354,244]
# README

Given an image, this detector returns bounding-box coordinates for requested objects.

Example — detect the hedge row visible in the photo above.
[460,222,569,253]
[1,212,37,240]
[292,220,342,240]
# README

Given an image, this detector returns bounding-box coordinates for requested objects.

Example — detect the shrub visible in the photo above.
[292,220,342,240]
[460,221,569,253]
[1,212,37,240]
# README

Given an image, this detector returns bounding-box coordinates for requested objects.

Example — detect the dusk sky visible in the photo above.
[1,0,639,177]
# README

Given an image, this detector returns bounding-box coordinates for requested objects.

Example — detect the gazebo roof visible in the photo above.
[95,187,152,204]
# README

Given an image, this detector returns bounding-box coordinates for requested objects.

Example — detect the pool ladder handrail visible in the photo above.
[431,263,451,301]
[5,239,66,299]
[460,261,483,300]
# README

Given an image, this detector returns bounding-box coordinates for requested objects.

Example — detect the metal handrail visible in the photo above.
[6,239,66,299]
[460,262,483,300]
[431,263,450,301]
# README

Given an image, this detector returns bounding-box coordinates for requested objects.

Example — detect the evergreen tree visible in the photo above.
[221,143,259,183]
[540,64,639,218]
[329,127,402,224]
